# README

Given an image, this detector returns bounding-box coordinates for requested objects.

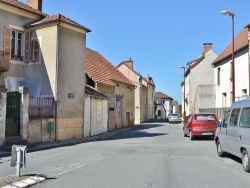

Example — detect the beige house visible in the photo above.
[85,48,135,131]
[0,0,90,147]
[117,59,155,124]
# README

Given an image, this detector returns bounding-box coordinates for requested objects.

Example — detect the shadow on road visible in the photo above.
[108,123,168,140]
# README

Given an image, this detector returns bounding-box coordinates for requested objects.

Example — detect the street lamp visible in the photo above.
[221,10,235,103]
[179,66,186,117]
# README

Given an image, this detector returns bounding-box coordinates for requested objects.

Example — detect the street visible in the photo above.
[0,121,249,188]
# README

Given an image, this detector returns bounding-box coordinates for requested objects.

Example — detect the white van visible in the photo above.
[215,99,250,172]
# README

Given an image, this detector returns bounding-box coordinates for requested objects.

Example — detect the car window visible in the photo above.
[195,114,216,121]
[222,111,230,128]
[240,107,250,128]
[229,108,240,127]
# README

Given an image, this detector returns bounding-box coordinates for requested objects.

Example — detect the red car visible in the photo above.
[183,113,218,140]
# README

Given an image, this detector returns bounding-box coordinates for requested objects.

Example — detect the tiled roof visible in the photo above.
[85,85,107,98]
[0,0,47,16]
[86,48,135,87]
[155,92,173,100]
[31,14,91,32]
[117,61,155,87]
[213,27,248,65]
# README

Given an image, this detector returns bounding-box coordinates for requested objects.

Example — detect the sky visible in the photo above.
[20,0,250,103]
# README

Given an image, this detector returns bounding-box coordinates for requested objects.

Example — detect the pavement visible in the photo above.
[0,127,133,188]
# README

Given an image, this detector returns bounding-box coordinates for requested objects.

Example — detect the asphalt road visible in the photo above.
[0,121,249,188]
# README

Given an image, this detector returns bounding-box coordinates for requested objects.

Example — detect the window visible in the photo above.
[229,108,240,127]
[11,30,23,60]
[217,67,220,85]
[240,108,250,128]
[195,114,216,121]
[222,111,230,128]
[145,97,148,104]
[31,40,39,61]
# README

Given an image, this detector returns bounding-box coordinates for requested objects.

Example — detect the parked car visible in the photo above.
[215,99,250,172]
[183,113,218,140]
[168,113,182,124]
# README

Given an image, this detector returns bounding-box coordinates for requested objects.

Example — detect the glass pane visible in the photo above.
[11,31,16,58]
[240,108,250,128]
[229,108,240,126]
[195,114,215,121]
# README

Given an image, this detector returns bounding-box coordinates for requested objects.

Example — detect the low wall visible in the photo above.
[28,118,56,143]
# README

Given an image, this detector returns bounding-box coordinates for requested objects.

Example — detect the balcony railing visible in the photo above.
[0,50,10,72]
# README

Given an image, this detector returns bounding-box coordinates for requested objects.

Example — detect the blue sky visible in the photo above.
[21,0,250,103]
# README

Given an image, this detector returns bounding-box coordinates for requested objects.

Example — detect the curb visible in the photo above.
[2,175,46,188]
[0,127,132,158]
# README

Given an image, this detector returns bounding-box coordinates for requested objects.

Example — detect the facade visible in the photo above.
[154,92,173,119]
[117,59,155,124]
[84,85,108,137]
[0,0,90,145]
[85,48,135,131]
[212,26,249,108]
[182,43,218,115]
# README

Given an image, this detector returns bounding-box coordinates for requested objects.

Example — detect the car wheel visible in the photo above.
[242,150,250,172]
[189,131,194,140]
[216,140,226,157]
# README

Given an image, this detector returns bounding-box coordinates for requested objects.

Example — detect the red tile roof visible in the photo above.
[32,14,91,32]
[213,27,248,65]
[85,85,107,98]
[1,0,47,16]
[86,48,135,87]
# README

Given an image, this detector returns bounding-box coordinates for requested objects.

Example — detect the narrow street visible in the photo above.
[0,121,249,188]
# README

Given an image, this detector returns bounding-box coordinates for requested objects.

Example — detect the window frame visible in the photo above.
[11,29,23,60]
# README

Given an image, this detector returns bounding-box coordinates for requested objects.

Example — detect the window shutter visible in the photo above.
[24,31,30,62]
[32,40,39,61]
[4,27,11,59]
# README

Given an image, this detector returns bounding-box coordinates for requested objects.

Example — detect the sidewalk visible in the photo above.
[0,127,131,158]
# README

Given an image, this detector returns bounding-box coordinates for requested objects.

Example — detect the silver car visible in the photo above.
[215,99,250,172]
[168,113,182,124]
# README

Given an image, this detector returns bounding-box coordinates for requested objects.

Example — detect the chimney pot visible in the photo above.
[203,43,212,54]
[28,0,42,11]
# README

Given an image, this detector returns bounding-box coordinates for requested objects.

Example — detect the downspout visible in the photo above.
[55,21,61,141]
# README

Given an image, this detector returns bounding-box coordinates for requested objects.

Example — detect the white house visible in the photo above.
[212,26,249,107]
[182,43,218,115]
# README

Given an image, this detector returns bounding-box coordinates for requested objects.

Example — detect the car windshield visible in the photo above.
[195,114,215,121]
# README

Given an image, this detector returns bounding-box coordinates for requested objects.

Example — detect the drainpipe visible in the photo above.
[55,21,61,141]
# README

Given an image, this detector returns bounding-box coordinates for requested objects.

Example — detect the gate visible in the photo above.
[5,91,21,137]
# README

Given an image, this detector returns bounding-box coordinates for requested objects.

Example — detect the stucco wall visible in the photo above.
[25,25,57,96]
[114,82,135,127]
[55,26,86,140]
[188,50,218,114]
[0,8,40,85]
[28,118,56,143]
[214,49,249,107]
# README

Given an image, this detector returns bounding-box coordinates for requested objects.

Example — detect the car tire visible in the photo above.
[242,150,250,172]
[189,131,194,140]
[216,140,226,157]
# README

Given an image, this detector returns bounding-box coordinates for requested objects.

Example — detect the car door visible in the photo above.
[238,107,250,155]
[217,110,231,152]
[226,108,241,155]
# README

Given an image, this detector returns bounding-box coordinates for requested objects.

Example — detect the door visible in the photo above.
[227,108,241,155]
[5,91,21,137]
[218,110,231,152]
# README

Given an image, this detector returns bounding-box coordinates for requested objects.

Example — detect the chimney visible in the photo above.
[203,43,212,54]
[124,58,133,69]
[28,0,43,11]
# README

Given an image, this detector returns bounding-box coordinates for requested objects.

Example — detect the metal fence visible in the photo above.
[199,107,228,120]
[29,95,55,118]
